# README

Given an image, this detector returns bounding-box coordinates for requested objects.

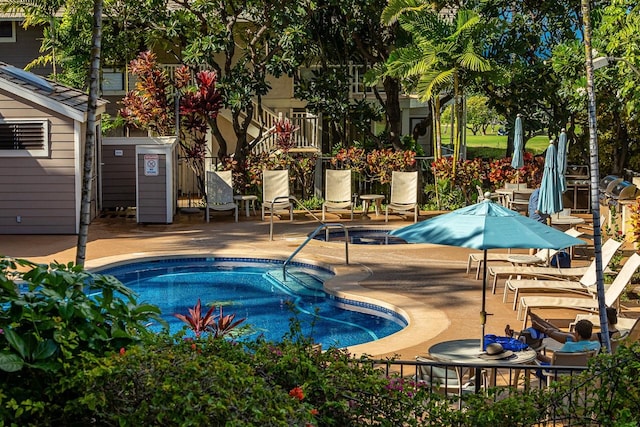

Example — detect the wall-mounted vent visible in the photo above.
[0,120,49,157]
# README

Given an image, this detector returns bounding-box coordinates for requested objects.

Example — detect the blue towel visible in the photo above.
[525,327,547,339]
[484,334,529,352]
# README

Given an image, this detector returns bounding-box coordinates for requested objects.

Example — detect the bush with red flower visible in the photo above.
[487,152,543,189]
[330,147,416,184]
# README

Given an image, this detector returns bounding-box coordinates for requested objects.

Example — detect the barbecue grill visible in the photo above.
[564,165,590,212]
[600,175,623,194]
[609,181,639,201]
[599,175,639,206]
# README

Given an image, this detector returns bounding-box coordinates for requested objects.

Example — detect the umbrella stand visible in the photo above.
[480,250,489,352]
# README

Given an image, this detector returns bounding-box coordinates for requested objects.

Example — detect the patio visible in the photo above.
[1,209,637,361]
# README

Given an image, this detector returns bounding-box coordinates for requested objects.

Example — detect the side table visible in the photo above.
[233,195,258,217]
[359,194,385,219]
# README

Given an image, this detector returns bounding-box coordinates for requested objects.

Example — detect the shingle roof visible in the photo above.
[0,62,107,122]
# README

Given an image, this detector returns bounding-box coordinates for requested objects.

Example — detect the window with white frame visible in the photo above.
[0,119,49,157]
[0,21,16,43]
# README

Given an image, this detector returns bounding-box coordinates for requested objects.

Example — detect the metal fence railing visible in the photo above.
[368,358,594,426]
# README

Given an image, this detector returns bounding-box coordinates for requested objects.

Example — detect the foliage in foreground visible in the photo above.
[2,257,640,426]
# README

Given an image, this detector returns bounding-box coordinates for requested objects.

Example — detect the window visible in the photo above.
[0,21,16,43]
[0,120,49,157]
[101,69,125,92]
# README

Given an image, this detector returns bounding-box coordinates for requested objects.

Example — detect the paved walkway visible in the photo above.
[0,209,611,360]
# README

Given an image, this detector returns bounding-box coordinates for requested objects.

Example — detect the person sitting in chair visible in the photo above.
[531,308,620,348]
[531,315,600,364]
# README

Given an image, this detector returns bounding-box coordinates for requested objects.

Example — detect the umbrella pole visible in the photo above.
[481,250,488,352]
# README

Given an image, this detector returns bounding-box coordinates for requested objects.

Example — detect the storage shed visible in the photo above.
[101,136,178,224]
[0,62,107,234]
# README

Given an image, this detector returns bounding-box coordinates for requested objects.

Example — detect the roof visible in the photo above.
[0,62,107,122]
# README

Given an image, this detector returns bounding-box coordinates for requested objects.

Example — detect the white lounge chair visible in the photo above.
[488,238,622,294]
[467,228,584,280]
[385,171,419,223]
[503,238,622,310]
[205,170,238,223]
[322,169,354,221]
[518,253,640,328]
[261,169,293,221]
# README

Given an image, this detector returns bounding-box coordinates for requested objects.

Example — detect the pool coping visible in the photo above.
[85,249,449,358]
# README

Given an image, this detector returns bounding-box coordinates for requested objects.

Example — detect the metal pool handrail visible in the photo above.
[269,195,323,241]
[282,223,349,281]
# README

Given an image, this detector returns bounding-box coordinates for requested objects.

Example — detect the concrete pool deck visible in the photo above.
[1,209,628,360]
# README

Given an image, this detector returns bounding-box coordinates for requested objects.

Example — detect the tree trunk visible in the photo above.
[581,0,610,353]
[233,107,252,164]
[433,96,442,159]
[211,117,228,160]
[76,0,102,267]
[383,76,403,150]
[452,72,461,175]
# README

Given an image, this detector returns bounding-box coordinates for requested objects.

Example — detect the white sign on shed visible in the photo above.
[144,154,159,176]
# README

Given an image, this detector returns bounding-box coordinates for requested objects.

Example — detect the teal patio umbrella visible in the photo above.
[390,199,584,350]
[557,129,568,194]
[538,140,564,215]
[511,114,524,169]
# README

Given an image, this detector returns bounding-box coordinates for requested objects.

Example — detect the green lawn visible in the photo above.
[464,133,549,160]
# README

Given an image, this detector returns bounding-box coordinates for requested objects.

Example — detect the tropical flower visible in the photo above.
[289,386,304,400]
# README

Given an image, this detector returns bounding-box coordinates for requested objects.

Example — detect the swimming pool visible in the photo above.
[100,257,406,348]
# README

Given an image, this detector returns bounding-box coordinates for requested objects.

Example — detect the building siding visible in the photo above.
[101,145,136,208]
[0,26,52,76]
[137,153,168,223]
[0,90,77,234]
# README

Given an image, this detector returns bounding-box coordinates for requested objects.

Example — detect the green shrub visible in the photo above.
[0,257,164,424]
[59,337,318,426]
[300,195,324,210]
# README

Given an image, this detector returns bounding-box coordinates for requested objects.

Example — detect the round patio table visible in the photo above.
[428,338,538,388]
[233,194,258,217]
[550,215,585,228]
[359,194,384,219]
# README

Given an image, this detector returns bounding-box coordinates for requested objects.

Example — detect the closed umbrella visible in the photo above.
[389,199,584,350]
[511,114,524,169]
[557,129,568,194]
[538,140,564,215]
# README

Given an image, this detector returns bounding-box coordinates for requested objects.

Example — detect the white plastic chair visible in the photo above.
[322,169,354,221]
[261,169,293,221]
[205,170,238,222]
[385,171,419,223]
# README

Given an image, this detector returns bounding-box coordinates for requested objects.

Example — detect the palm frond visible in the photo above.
[381,0,429,25]
[450,10,481,40]
[385,46,425,78]
[363,63,387,86]
[416,69,454,100]
[458,51,492,72]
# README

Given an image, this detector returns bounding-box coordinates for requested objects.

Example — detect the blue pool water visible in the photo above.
[100,258,406,348]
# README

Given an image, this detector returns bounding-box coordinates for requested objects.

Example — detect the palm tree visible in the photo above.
[76,0,102,267]
[580,0,610,352]
[381,1,491,171]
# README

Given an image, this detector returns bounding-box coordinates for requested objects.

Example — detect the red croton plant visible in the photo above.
[174,299,245,338]
[119,51,223,200]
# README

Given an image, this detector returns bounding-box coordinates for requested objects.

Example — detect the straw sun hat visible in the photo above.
[479,342,514,360]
